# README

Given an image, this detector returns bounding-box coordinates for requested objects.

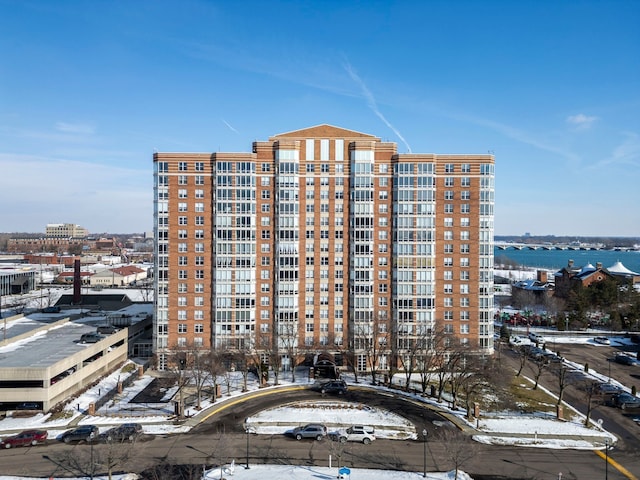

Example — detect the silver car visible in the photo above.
[289,424,327,441]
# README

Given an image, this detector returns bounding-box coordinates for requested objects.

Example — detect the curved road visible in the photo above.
[0,385,638,479]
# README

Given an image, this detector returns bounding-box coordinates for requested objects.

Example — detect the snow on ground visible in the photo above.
[0,315,629,479]
[0,464,473,480]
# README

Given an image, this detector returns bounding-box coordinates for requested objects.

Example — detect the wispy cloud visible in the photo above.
[55,122,95,135]
[343,61,412,153]
[222,119,239,134]
[566,113,597,131]
[446,111,581,165]
[591,131,640,169]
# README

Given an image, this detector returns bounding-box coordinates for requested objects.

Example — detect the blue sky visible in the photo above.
[1,0,638,236]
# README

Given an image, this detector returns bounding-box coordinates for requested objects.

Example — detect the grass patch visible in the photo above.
[45,409,74,423]
[508,376,557,414]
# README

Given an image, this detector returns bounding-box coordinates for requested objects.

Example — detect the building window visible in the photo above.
[178,189,187,198]
[444,204,454,213]
[195,175,204,185]
[178,324,187,333]
[195,324,204,333]
[179,270,187,279]
[178,229,187,239]
[178,256,188,266]
[178,202,187,212]
[179,175,188,184]
[445,177,454,187]
[461,204,470,213]
[444,284,453,294]
[179,216,187,225]
[179,162,188,171]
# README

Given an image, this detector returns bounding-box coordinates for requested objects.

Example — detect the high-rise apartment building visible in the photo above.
[153,125,494,371]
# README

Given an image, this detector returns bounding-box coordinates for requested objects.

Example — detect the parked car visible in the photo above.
[310,380,348,395]
[79,333,105,344]
[614,354,638,366]
[0,430,48,448]
[594,336,611,345]
[96,325,118,335]
[610,392,640,410]
[630,334,640,344]
[528,332,545,344]
[288,424,327,441]
[595,382,624,395]
[41,306,60,313]
[332,425,376,444]
[99,423,142,443]
[60,425,99,443]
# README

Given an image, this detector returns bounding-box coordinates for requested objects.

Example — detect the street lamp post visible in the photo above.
[244,423,251,469]
[422,428,428,478]
[605,438,609,480]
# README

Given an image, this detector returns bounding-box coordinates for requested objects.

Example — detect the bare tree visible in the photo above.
[49,439,135,480]
[577,379,605,427]
[355,313,392,384]
[514,346,528,377]
[166,344,195,418]
[278,320,301,383]
[205,349,227,403]
[396,324,432,391]
[528,356,548,390]
[436,428,477,480]
[548,361,571,407]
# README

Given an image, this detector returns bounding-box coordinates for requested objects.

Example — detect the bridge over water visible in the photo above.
[494,242,636,252]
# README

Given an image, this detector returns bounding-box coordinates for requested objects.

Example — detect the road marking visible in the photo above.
[594,449,638,480]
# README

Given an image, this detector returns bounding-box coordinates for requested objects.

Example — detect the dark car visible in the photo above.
[0,430,48,448]
[595,382,624,395]
[96,325,118,335]
[79,333,105,344]
[99,423,142,443]
[60,425,99,443]
[614,354,638,366]
[611,392,640,410]
[287,424,327,441]
[42,306,61,313]
[310,380,348,395]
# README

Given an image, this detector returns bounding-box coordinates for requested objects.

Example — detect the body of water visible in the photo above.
[494,247,640,274]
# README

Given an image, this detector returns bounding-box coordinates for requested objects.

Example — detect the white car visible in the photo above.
[594,336,611,345]
[333,425,376,444]
[528,332,545,344]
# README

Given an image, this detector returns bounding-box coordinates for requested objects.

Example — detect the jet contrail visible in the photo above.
[343,61,412,153]
[222,119,239,134]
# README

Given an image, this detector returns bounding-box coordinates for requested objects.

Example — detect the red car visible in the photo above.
[0,430,48,448]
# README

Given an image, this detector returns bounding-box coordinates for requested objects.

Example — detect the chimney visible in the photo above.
[537,270,548,283]
[73,259,81,305]
[596,262,602,269]
[568,259,574,268]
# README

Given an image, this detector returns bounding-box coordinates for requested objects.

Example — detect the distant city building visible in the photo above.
[153,124,495,372]
[45,223,89,238]
[89,265,147,288]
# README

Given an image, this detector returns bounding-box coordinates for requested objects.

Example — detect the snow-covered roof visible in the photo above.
[606,261,639,276]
